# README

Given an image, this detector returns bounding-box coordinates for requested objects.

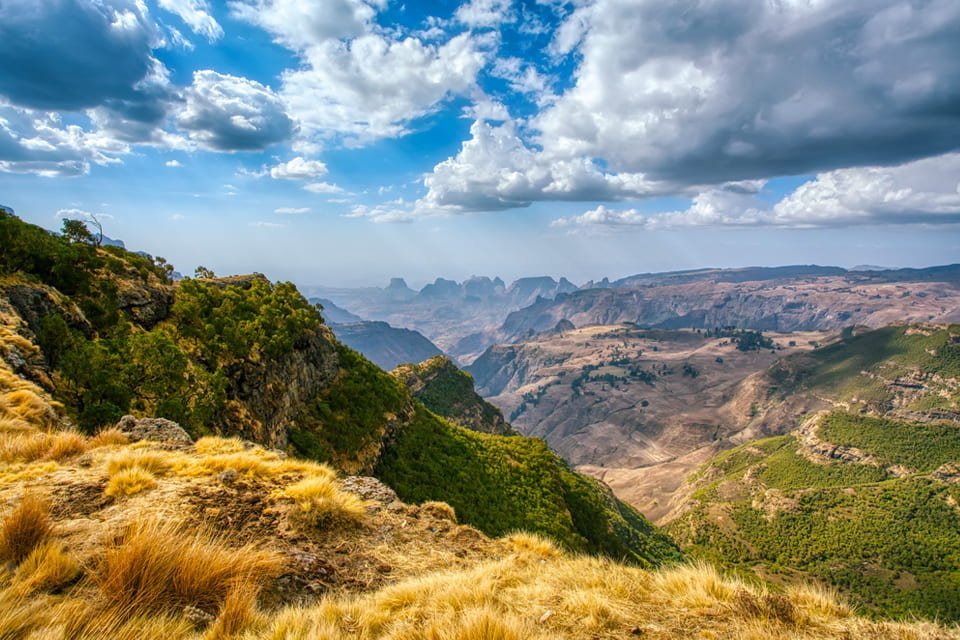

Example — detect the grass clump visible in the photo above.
[105,466,158,498]
[107,450,174,476]
[0,429,88,464]
[0,493,53,565]
[91,519,282,617]
[280,474,366,529]
[11,541,81,595]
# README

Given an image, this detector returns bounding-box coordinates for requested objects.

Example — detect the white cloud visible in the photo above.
[0,106,130,177]
[228,0,380,49]
[274,206,311,214]
[535,0,960,183]
[455,0,514,28]
[177,70,293,151]
[158,0,223,41]
[269,156,327,180]
[303,181,344,194]
[414,119,674,213]
[553,153,960,230]
[282,32,489,146]
[249,220,285,228]
[165,159,182,167]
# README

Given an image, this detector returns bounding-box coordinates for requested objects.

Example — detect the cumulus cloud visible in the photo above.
[177,70,293,151]
[415,119,674,213]
[553,154,960,230]
[535,0,960,184]
[0,107,129,177]
[165,159,182,167]
[455,0,514,28]
[274,206,310,214]
[158,0,223,41]
[268,157,328,180]
[282,33,489,146]
[228,0,381,49]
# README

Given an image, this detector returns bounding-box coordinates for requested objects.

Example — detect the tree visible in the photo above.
[61,219,94,244]
[194,265,216,279]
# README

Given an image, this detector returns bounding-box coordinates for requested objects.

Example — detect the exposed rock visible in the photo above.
[340,476,399,504]
[116,281,172,329]
[116,415,193,445]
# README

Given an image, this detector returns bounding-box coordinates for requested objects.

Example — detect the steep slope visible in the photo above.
[311,297,363,323]
[0,210,674,565]
[392,355,516,435]
[667,411,960,622]
[329,320,442,371]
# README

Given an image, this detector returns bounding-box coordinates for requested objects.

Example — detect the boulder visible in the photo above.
[116,415,193,445]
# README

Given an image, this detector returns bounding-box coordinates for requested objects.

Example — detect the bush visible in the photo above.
[105,467,157,498]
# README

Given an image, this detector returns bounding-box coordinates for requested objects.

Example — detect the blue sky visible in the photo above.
[1,0,959,287]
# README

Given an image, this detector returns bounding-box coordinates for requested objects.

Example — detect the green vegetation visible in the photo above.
[819,412,960,472]
[393,356,508,434]
[378,405,682,567]
[673,413,960,622]
[290,343,408,466]
[767,325,960,413]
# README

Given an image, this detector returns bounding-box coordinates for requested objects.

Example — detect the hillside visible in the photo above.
[0,339,955,638]
[392,356,516,435]
[0,209,675,566]
[667,411,960,623]
[328,320,443,371]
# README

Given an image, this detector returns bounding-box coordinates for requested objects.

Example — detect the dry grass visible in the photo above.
[91,519,283,617]
[89,428,130,448]
[11,541,80,595]
[105,466,158,498]
[177,446,328,480]
[418,501,457,523]
[503,532,561,558]
[249,554,957,640]
[107,450,174,476]
[0,429,88,464]
[206,581,263,639]
[279,474,367,529]
[195,436,247,456]
[0,492,53,565]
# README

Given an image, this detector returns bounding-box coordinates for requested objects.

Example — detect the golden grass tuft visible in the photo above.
[0,429,88,464]
[178,448,328,480]
[107,450,174,476]
[502,532,561,558]
[105,467,158,498]
[280,475,367,529]
[0,493,53,565]
[88,428,130,448]
[195,436,247,456]
[11,541,81,595]
[92,519,283,617]
[205,580,262,639]
[418,501,457,523]
[0,389,55,426]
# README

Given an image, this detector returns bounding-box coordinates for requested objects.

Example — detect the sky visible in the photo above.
[1,0,959,288]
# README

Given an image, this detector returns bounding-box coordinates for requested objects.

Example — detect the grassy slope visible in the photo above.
[672,413,960,622]
[377,404,682,566]
[767,325,960,413]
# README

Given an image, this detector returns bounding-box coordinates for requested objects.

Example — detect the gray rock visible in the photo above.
[116,415,193,445]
